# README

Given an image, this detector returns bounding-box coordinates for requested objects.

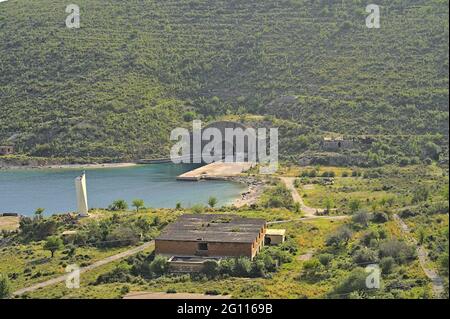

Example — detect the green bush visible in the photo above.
[0,274,11,299]
[301,259,325,281]
[379,239,416,264]
[43,236,64,258]
[149,255,169,276]
[318,253,333,266]
[352,247,379,264]
[104,226,140,248]
[331,268,369,297]
[352,211,372,228]
[234,257,252,277]
[372,212,389,223]
[218,258,236,276]
[379,256,396,274]
[326,226,353,247]
[96,263,133,284]
[202,260,220,278]
[191,204,205,214]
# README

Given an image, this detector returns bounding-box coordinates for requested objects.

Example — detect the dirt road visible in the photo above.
[393,214,445,298]
[12,241,154,296]
[279,177,324,216]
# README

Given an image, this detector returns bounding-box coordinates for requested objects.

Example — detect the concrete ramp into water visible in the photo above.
[177,162,255,181]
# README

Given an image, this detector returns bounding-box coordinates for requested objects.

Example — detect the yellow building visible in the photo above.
[265,229,286,245]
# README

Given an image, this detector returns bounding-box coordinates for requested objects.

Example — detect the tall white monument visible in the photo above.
[75,172,89,217]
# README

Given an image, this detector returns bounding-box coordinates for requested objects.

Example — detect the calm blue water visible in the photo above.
[0,164,246,216]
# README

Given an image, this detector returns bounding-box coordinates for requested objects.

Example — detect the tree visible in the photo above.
[318,253,333,266]
[352,211,371,228]
[380,257,395,274]
[301,259,324,280]
[326,226,353,247]
[219,258,236,276]
[423,141,441,160]
[43,236,64,258]
[0,274,11,299]
[324,197,334,213]
[105,226,140,247]
[208,196,218,208]
[331,268,369,297]
[191,204,205,214]
[352,247,378,264]
[65,244,77,258]
[34,208,45,219]
[109,199,128,211]
[202,260,219,278]
[149,255,169,276]
[379,239,416,264]
[135,217,151,234]
[132,199,145,212]
[349,199,361,213]
[234,257,252,277]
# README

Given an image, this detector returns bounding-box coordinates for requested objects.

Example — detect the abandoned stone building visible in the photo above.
[155,214,268,272]
[156,214,266,259]
[0,145,14,155]
[321,137,354,151]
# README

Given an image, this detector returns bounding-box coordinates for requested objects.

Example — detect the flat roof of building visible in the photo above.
[266,229,286,236]
[156,214,266,244]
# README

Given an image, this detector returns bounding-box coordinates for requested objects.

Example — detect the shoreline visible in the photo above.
[0,162,138,171]
[229,176,265,208]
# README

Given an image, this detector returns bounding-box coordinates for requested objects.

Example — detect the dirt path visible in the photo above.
[267,215,349,225]
[393,214,445,298]
[12,241,154,296]
[279,177,324,216]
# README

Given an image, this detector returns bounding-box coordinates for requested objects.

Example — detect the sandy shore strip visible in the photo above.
[0,162,138,170]
[232,176,265,208]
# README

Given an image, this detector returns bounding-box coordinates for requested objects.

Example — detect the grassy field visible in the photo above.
[18,214,438,299]
[290,165,448,214]
[21,218,347,299]
[0,242,138,292]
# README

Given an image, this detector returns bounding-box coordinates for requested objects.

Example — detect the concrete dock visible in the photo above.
[177,161,255,181]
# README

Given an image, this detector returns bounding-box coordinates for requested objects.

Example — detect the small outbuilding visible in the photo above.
[321,137,354,151]
[264,229,286,245]
[0,145,14,155]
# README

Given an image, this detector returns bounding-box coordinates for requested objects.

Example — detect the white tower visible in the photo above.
[75,171,89,217]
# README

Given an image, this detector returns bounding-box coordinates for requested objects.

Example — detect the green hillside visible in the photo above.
[0,0,448,164]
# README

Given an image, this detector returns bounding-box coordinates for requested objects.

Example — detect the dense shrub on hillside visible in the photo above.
[352,211,372,228]
[378,240,417,264]
[149,256,170,276]
[326,226,353,247]
[19,217,58,242]
[96,263,134,284]
[202,260,220,278]
[260,184,294,209]
[352,247,379,264]
[329,268,370,298]
[103,226,140,248]
[0,274,11,299]
[0,0,447,165]
[300,259,328,282]
[372,212,389,223]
